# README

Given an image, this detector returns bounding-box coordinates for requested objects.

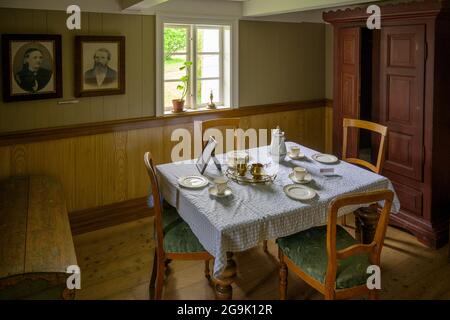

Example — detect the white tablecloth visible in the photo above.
[156,142,400,277]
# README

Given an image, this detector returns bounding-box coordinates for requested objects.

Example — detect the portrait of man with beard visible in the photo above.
[75,36,124,97]
[83,48,117,87]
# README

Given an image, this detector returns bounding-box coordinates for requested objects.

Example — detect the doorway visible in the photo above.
[358,28,375,163]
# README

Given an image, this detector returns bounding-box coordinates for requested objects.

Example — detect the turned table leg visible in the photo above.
[214,252,237,300]
[355,203,380,244]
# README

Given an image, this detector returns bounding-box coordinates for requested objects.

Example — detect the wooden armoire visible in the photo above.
[324,1,450,248]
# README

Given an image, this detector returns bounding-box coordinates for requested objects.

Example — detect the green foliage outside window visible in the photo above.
[164,27,186,60]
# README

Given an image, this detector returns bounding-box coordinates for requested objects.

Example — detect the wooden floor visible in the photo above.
[73,216,450,300]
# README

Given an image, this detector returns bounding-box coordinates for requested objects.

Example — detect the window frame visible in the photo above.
[156,15,239,116]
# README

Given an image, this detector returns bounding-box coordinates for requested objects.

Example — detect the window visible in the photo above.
[157,17,238,116]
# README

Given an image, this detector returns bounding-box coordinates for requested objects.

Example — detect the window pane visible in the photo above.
[197,79,220,104]
[164,26,188,56]
[197,28,219,52]
[197,54,219,78]
[164,55,187,81]
[164,81,184,109]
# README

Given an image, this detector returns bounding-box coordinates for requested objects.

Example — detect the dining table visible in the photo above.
[156,141,400,300]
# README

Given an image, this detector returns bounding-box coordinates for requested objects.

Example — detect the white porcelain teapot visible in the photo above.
[270,126,287,161]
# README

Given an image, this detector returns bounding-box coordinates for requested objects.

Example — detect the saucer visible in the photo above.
[288,172,312,184]
[178,175,209,189]
[171,109,187,114]
[208,186,233,198]
[311,153,339,164]
[283,184,316,201]
[288,152,305,160]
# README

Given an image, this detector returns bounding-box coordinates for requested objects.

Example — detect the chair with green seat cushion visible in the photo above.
[144,152,213,300]
[277,225,371,289]
[162,204,208,254]
[278,189,394,300]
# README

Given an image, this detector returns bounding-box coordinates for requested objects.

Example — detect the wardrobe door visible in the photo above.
[380,25,425,181]
[335,27,360,158]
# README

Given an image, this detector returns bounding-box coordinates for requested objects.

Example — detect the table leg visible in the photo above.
[355,204,380,244]
[214,252,237,300]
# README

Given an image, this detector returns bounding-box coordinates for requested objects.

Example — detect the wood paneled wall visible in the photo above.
[0,8,327,134]
[0,7,331,218]
[0,105,327,213]
[0,8,156,133]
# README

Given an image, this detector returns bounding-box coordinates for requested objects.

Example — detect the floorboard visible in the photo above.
[73,216,450,300]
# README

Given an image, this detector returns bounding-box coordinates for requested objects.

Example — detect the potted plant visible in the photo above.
[172,61,192,113]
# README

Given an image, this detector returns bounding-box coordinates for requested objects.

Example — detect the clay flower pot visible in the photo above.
[172,99,185,113]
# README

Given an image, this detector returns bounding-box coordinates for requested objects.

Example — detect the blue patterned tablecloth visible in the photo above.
[156,142,400,277]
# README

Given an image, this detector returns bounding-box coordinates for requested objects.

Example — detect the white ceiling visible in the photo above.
[0,0,379,23]
[123,0,377,16]
[242,0,376,17]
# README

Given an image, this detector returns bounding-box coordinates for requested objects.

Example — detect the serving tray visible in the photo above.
[225,168,276,184]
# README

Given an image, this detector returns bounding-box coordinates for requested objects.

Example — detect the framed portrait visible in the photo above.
[1,34,62,102]
[75,36,125,97]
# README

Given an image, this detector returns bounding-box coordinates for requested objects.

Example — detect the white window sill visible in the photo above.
[163,105,231,116]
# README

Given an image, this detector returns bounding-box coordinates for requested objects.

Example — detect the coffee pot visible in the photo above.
[270,126,287,161]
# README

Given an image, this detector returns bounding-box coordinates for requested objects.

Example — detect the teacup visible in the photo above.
[290,146,301,157]
[236,163,248,176]
[214,177,229,195]
[293,167,307,181]
[250,163,264,179]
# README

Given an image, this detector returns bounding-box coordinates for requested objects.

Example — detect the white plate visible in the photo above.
[311,153,339,164]
[208,186,233,198]
[283,184,316,201]
[178,175,209,189]
[287,152,305,160]
[288,172,312,184]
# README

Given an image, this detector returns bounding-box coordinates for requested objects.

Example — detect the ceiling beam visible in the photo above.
[121,0,170,11]
[242,0,376,17]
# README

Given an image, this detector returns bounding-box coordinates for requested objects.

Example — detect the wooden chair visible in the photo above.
[342,118,388,174]
[144,152,213,300]
[278,189,394,300]
[341,118,388,228]
[201,118,241,149]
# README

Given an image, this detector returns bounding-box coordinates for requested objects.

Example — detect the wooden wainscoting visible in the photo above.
[70,197,151,235]
[0,100,328,233]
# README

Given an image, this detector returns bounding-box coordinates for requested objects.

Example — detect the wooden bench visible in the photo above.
[0,176,77,299]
